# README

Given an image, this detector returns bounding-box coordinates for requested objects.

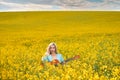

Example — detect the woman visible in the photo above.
[41,42,65,66]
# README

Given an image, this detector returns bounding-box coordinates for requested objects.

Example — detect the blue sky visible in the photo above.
[0,0,120,11]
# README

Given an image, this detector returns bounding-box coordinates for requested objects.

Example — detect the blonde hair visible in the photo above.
[45,42,58,55]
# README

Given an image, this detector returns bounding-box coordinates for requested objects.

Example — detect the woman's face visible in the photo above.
[49,45,56,53]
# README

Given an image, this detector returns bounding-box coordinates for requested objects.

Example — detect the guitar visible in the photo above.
[50,55,80,66]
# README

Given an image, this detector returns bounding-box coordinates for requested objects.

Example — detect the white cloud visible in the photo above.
[53,0,120,9]
[0,0,120,11]
[0,1,55,11]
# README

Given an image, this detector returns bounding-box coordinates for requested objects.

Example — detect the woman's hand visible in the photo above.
[61,61,66,65]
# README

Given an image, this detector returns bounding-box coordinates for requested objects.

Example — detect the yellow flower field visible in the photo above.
[0,11,120,80]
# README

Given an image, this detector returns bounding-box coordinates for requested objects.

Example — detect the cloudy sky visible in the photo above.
[0,0,120,11]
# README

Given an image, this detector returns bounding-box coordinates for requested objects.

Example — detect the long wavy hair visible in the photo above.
[45,42,58,55]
